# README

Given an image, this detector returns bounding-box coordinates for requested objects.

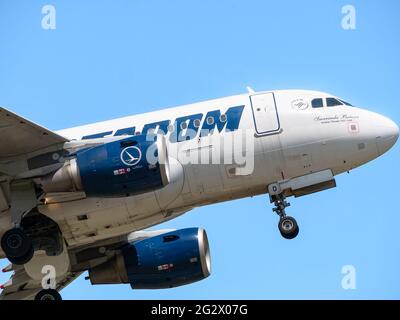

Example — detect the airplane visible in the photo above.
[0,89,398,300]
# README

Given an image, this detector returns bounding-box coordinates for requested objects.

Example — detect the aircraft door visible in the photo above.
[250,93,280,135]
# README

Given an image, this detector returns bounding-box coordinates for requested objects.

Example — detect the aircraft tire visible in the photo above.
[35,289,62,301]
[1,228,34,265]
[278,216,299,239]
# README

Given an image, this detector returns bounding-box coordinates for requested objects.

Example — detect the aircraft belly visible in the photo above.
[187,164,224,196]
[38,193,163,246]
[24,241,70,281]
[257,132,286,182]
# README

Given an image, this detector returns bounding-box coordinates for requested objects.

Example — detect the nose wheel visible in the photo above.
[278,216,299,239]
[270,194,299,239]
[34,289,62,301]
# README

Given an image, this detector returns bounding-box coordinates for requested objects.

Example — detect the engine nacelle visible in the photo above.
[89,228,211,289]
[40,134,170,197]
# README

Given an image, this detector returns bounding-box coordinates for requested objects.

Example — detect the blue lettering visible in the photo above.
[82,131,113,140]
[200,105,244,137]
[80,106,244,141]
[142,120,170,135]
[169,113,203,143]
[114,127,136,136]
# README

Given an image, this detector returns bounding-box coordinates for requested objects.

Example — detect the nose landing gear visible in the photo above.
[34,289,62,301]
[270,194,299,240]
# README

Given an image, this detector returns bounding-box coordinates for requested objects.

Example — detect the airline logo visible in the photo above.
[120,146,142,166]
[82,105,245,143]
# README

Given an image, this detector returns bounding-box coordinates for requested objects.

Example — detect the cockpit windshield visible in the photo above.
[338,99,353,106]
[311,98,324,108]
[311,97,353,108]
[326,98,343,107]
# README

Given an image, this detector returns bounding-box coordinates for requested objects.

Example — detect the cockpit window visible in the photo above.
[338,99,353,106]
[311,98,324,108]
[326,98,343,107]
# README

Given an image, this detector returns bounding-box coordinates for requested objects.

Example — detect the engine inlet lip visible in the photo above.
[198,228,211,278]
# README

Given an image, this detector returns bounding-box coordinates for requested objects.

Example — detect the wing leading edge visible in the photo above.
[0,106,68,158]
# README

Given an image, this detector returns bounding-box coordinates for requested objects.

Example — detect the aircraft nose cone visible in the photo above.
[376,116,399,155]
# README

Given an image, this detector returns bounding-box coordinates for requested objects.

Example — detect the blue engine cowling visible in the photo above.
[41,134,170,197]
[88,228,211,289]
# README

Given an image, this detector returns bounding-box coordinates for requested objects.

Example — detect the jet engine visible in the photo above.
[88,228,211,289]
[40,134,170,197]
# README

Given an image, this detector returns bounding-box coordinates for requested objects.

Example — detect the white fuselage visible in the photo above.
[37,89,398,248]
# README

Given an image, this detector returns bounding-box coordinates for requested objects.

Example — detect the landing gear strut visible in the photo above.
[1,181,36,265]
[270,194,299,240]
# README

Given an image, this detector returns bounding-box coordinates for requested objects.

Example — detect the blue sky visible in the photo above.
[0,0,399,299]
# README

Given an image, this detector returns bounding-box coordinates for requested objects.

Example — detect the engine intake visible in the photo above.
[89,228,211,289]
[40,134,170,197]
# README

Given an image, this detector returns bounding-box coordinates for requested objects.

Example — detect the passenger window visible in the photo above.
[206,116,214,125]
[326,98,343,107]
[193,119,201,128]
[312,98,324,108]
[219,114,227,123]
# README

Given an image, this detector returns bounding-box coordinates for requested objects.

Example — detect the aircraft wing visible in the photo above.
[0,263,81,300]
[0,106,68,158]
